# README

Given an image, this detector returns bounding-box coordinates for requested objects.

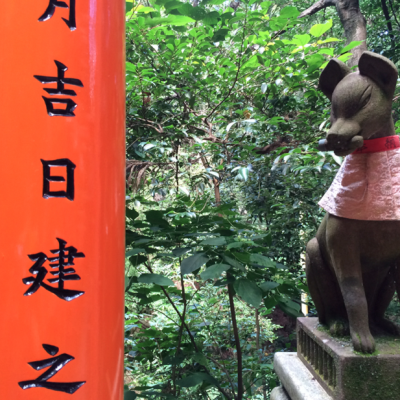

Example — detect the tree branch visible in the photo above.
[299,0,336,18]
[173,272,187,396]
[144,262,232,400]
[206,356,237,396]
[228,277,243,400]
[206,10,248,121]
[381,0,395,46]
[388,0,400,29]
[300,0,367,67]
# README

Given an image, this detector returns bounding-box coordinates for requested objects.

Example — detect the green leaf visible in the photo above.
[126,248,146,257]
[278,298,302,317]
[126,208,139,220]
[124,390,137,400]
[260,281,280,291]
[177,372,218,387]
[165,1,182,12]
[144,15,195,27]
[129,255,147,267]
[200,237,226,246]
[200,264,231,280]
[212,29,230,42]
[250,254,275,268]
[203,11,219,25]
[309,19,333,37]
[260,1,272,10]
[227,242,245,250]
[229,13,246,25]
[339,40,364,54]
[179,3,207,20]
[126,1,134,12]
[264,295,278,309]
[125,275,137,290]
[233,251,251,264]
[138,273,174,286]
[280,6,300,18]
[293,34,311,47]
[233,279,263,307]
[305,54,326,72]
[269,16,287,31]
[140,295,163,304]
[166,43,174,51]
[181,253,209,275]
[337,53,353,63]
[192,353,208,366]
[144,210,164,224]
[223,255,246,271]
[172,247,192,257]
[126,62,137,73]
[136,6,155,13]
[318,37,341,44]
[144,210,170,228]
[163,354,186,365]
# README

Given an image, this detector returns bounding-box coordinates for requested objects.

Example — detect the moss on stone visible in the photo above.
[342,357,400,400]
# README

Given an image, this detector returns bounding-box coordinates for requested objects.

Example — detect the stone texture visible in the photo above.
[274,352,333,400]
[297,317,400,400]
[270,386,291,400]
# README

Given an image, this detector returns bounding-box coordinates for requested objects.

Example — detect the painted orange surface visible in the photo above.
[0,1,125,399]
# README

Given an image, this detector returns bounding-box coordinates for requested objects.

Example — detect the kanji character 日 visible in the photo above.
[41,158,76,201]
[19,344,86,394]
[23,238,85,301]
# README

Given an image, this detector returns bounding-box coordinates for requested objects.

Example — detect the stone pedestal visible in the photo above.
[272,353,332,400]
[273,317,400,400]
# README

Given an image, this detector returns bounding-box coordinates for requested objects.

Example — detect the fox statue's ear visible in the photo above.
[319,59,352,101]
[359,51,398,99]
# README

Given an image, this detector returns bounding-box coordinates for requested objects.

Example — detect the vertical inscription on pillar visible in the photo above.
[39,0,77,31]
[22,238,85,301]
[34,61,83,117]
[41,159,76,201]
[18,344,86,393]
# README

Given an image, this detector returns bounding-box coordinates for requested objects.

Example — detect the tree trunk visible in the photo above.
[380,0,395,48]
[299,0,367,67]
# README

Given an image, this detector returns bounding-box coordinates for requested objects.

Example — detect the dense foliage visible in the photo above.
[123,0,400,399]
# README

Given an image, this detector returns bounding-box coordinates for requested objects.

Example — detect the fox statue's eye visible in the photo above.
[359,86,372,110]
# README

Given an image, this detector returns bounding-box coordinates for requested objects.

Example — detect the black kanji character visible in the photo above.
[34,60,83,117]
[354,144,368,153]
[39,0,76,31]
[19,344,86,394]
[41,159,76,201]
[386,138,396,149]
[23,238,85,302]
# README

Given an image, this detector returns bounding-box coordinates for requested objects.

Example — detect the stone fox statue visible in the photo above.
[307,51,400,353]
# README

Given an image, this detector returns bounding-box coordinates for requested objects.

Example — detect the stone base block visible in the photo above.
[273,352,332,400]
[297,317,400,400]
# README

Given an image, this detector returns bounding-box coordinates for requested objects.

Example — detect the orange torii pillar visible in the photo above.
[0,1,125,399]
